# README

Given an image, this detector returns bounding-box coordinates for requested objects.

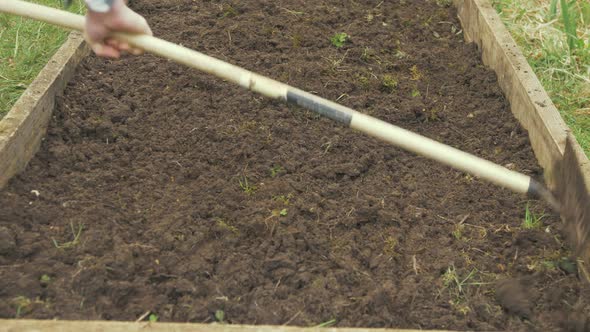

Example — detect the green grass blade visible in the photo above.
[548,0,558,20]
[316,319,337,328]
[581,1,590,25]
[560,0,579,52]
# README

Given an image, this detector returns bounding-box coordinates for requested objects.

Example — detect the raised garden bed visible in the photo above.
[0,0,589,331]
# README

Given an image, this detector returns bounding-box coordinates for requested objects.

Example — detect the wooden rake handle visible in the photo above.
[0,0,556,205]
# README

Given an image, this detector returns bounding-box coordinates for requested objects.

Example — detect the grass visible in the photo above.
[381,74,398,93]
[238,176,257,195]
[315,319,337,328]
[493,0,590,157]
[410,65,423,81]
[51,222,84,249]
[330,32,349,48]
[272,193,292,205]
[269,208,288,218]
[441,265,477,298]
[383,236,399,255]
[12,296,46,318]
[522,203,546,229]
[39,274,51,285]
[215,218,240,235]
[0,0,85,118]
[264,206,289,236]
[269,165,284,177]
[221,4,238,18]
[452,223,465,240]
[525,248,576,273]
[439,265,490,315]
[215,309,225,323]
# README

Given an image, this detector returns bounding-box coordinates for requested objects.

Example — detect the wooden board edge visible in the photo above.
[452,0,582,182]
[0,319,453,332]
[0,31,89,190]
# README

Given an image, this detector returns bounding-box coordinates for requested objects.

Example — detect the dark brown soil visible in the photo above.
[0,0,588,330]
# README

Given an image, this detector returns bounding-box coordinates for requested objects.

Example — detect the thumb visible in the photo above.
[84,15,110,44]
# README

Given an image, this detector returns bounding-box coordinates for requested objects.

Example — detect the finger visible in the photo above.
[129,47,144,55]
[105,38,133,53]
[105,38,120,49]
[118,42,131,52]
[92,43,121,58]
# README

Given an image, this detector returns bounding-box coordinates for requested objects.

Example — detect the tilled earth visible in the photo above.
[0,0,588,330]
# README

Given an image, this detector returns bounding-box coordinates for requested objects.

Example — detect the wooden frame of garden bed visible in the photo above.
[0,31,89,189]
[0,0,588,330]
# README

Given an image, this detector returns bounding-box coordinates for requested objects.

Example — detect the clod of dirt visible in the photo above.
[495,279,532,319]
[0,226,16,255]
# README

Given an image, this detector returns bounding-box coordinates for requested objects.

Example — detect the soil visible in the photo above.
[0,0,588,330]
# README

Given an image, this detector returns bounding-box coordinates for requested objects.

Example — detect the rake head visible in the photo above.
[552,134,590,281]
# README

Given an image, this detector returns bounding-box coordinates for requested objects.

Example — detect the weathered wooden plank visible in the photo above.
[0,31,89,189]
[453,0,573,183]
[0,320,449,332]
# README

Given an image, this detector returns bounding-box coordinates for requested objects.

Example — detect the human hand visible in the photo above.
[84,0,152,58]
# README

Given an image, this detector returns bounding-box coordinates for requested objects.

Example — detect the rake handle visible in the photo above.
[0,0,551,203]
